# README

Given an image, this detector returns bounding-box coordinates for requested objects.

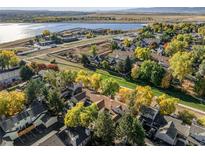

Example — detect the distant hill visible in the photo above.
[121,7,205,14]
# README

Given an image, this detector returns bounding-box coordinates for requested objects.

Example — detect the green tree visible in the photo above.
[20,65,35,81]
[124,56,132,75]
[25,79,45,103]
[178,110,196,125]
[195,78,205,96]
[116,113,145,145]
[169,52,193,81]
[100,79,120,97]
[47,90,64,115]
[94,111,115,145]
[90,45,97,57]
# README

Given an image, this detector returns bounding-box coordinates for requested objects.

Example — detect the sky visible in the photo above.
[0,0,205,8]
[0,7,132,12]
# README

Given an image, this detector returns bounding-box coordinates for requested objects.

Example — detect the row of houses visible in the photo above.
[139,105,205,146]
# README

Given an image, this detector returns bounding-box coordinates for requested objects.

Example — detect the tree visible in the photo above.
[196,60,205,77]
[198,26,205,36]
[0,50,19,70]
[0,91,26,117]
[131,65,139,80]
[123,38,132,47]
[134,47,151,60]
[169,52,193,81]
[124,56,132,75]
[138,60,165,86]
[25,79,45,103]
[165,39,188,56]
[176,34,193,44]
[47,90,64,115]
[192,45,205,63]
[194,78,205,96]
[178,110,196,125]
[161,72,172,89]
[42,30,51,36]
[44,70,59,88]
[116,61,125,73]
[81,54,90,66]
[75,70,90,87]
[94,110,115,145]
[64,102,98,128]
[59,70,77,88]
[197,117,205,127]
[150,63,165,86]
[100,79,120,97]
[118,87,133,103]
[64,102,84,127]
[90,45,97,57]
[135,86,153,110]
[101,60,110,69]
[90,73,102,92]
[116,113,145,145]
[20,65,35,81]
[157,94,178,115]
[111,41,118,51]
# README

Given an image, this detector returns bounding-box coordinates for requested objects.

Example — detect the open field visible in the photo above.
[87,13,205,23]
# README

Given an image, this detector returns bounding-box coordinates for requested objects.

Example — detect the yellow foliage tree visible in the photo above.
[90,73,102,92]
[75,70,90,87]
[0,91,26,117]
[134,47,151,60]
[157,94,178,115]
[135,86,153,110]
[0,50,19,70]
[118,87,133,103]
[169,52,193,81]
[123,38,132,47]
[197,116,205,127]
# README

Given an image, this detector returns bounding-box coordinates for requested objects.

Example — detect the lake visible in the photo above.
[0,23,145,43]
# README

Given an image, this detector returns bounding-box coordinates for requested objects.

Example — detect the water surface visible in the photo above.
[0,23,145,43]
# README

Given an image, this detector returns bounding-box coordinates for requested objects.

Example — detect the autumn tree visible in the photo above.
[135,86,154,111]
[157,94,178,115]
[0,50,20,70]
[169,52,193,81]
[134,47,151,60]
[118,87,133,103]
[123,38,132,47]
[116,113,145,145]
[75,70,90,87]
[0,91,26,117]
[90,73,102,92]
[100,78,120,98]
[64,102,98,128]
[42,30,51,36]
[94,110,115,145]
[165,39,188,56]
